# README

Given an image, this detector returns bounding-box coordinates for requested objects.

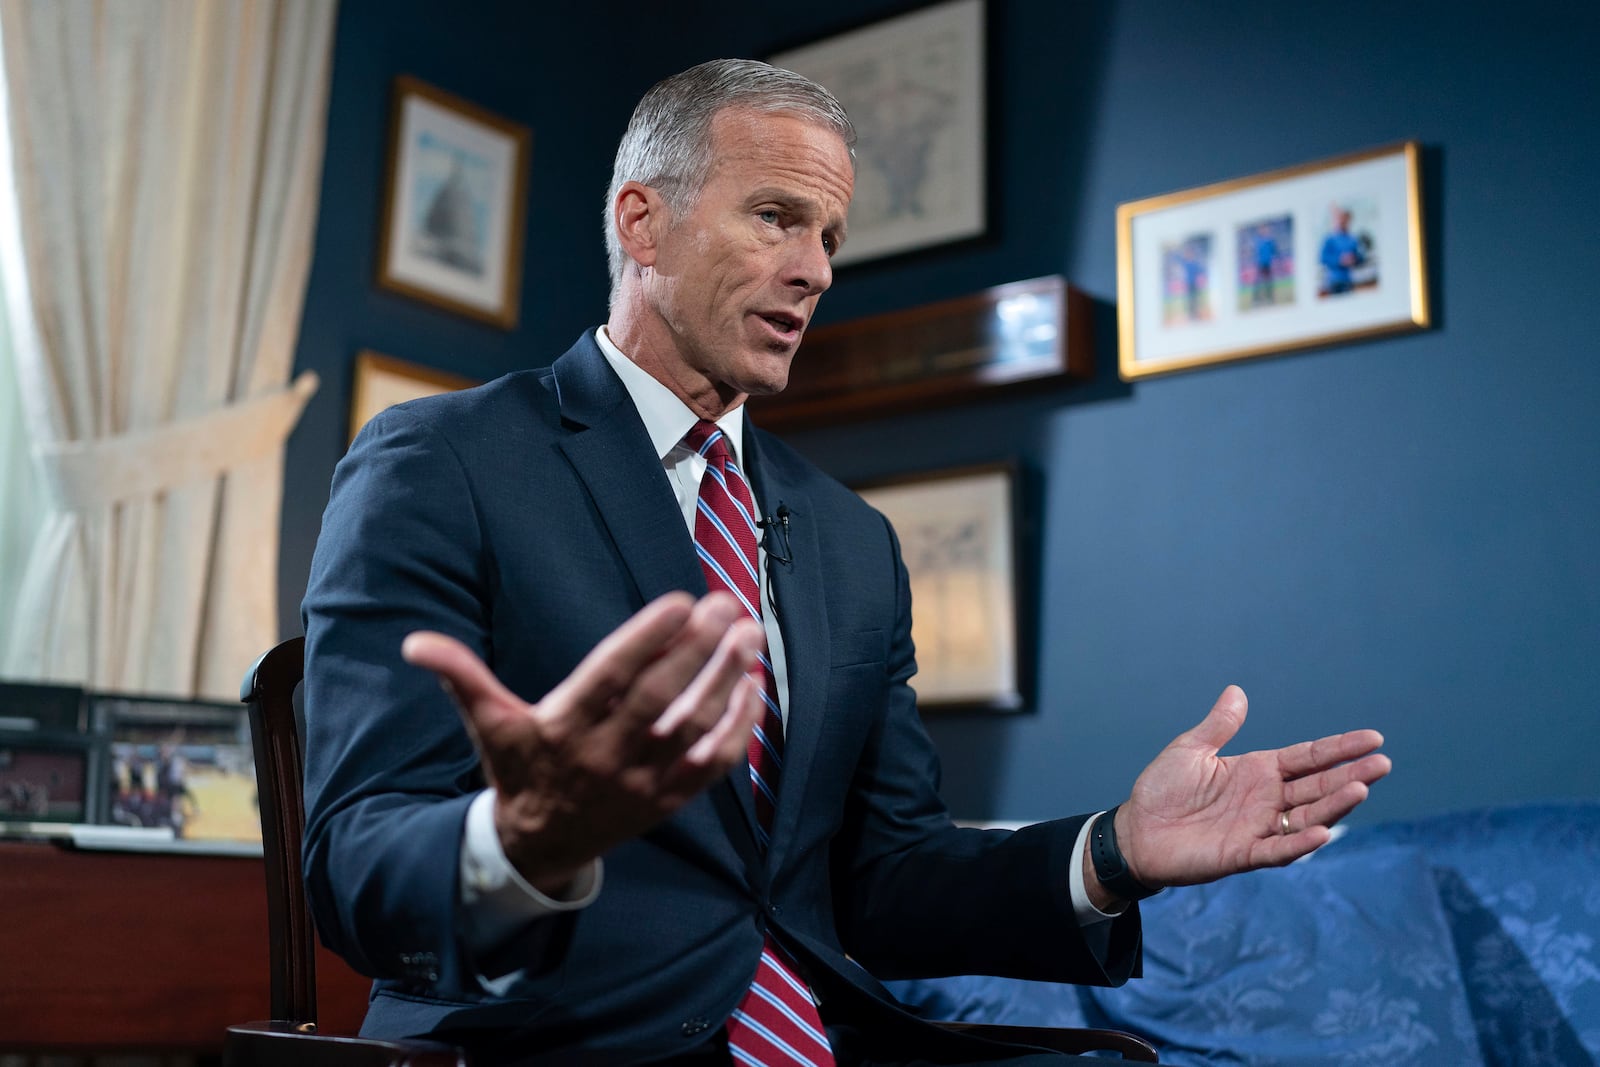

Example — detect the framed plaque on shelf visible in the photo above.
[749,275,1091,431]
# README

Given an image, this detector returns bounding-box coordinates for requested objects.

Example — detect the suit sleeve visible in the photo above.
[827,514,1142,986]
[300,405,571,991]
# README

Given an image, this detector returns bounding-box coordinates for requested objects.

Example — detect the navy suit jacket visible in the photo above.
[301,334,1141,1064]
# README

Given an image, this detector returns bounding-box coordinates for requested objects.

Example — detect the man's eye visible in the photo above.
[822,236,836,257]
[759,210,780,225]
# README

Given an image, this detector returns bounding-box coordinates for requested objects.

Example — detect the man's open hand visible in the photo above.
[401,591,765,894]
[1110,685,1392,895]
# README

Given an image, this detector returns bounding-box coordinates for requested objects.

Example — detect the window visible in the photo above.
[0,31,42,662]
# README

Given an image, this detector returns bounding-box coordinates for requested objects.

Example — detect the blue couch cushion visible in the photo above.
[1330,803,1600,1066]
[1083,844,1484,1066]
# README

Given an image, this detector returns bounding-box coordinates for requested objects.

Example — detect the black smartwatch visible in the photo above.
[1089,805,1161,903]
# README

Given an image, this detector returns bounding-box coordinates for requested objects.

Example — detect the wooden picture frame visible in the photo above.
[771,0,986,266]
[855,463,1023,713]
[377,75,531,328]
[1116,141,1429,380]
[349,350,477,445]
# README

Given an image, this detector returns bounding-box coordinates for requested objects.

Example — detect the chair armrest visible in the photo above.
[224,1021,471,1067]
[934,1020,1159,1062]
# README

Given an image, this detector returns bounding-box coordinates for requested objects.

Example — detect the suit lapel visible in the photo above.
[551,337,705,606]
[744,425,829,872]
[550,336,761,871]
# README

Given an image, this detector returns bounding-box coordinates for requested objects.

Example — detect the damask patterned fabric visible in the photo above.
[1327,803,1600,1066]
[1081,845,1484,1066]
[887,803,1600,1066]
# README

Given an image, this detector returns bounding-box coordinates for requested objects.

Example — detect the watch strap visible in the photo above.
[1089,805,1162,903]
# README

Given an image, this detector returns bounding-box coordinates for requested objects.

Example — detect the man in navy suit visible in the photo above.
[302,60,1390,1065]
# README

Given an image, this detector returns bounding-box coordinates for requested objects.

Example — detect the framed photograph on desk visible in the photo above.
[0,682,95,825]
[92,694,259,844]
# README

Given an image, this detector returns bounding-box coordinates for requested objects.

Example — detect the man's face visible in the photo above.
[640,108,853,411]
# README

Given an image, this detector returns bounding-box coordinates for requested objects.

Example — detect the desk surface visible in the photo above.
[0,840,371,1052]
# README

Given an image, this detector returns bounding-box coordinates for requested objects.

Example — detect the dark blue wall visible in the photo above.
[283,0,1600,826]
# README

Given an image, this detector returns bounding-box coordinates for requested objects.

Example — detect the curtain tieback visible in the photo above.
[33,370,319,509]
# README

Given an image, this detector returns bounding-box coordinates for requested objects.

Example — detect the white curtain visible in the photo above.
[0,0,336,698]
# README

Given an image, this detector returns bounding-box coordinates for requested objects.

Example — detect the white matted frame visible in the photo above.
[378,76,531,328]
[856,464,1022,713]
[771,0,986,267]
[349,350,477,445]
[1117,141,1428,381]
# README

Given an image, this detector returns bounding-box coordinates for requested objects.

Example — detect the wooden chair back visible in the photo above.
[225,636,468,1067]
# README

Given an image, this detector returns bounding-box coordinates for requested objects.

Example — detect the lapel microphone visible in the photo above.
[758,504,793,566]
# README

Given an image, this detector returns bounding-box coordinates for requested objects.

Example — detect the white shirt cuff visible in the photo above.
[1070,811,1128,923]
[459,788,603,953]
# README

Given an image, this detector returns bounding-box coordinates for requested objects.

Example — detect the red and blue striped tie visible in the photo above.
[686,420,834,1067]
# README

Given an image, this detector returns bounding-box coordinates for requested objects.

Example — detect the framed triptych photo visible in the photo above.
[1117,141,1429,380]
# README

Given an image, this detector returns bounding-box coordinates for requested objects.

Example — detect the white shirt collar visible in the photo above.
[594,325,746,463]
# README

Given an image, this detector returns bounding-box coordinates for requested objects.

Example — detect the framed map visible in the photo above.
[771,0,986,266]
[855,464,1023,713]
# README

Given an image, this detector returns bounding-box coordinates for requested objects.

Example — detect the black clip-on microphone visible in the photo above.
[758,504,793,565]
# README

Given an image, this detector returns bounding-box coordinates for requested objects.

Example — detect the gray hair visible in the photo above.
[603,58,856,304]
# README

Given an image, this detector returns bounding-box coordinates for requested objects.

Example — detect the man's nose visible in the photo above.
[785,235,833,296]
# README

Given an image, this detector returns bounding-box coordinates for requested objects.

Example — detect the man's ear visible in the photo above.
[613,181,664,270]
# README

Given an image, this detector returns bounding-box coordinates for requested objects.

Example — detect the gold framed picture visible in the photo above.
[1117,141,1429,380]
[349,350,477,445]
[377,76,531,328]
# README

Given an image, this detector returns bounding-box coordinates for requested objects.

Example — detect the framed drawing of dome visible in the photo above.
[377,76,531,328]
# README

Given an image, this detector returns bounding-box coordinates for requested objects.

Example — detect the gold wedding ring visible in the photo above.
[1279,811,1292,835]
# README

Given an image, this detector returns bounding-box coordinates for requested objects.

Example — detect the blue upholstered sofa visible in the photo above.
[888,803,1600,1065]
